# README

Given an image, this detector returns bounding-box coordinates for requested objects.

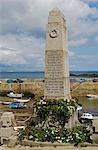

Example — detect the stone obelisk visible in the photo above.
[44,8,70,100]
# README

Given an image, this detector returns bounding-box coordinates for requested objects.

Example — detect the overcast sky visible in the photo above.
[0,0,98,72]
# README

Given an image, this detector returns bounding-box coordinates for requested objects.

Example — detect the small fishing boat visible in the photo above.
[7,92,23,98]
[77,106,83,111]
[9,102,26,109]
[13,98,31,103]
[2,101,12,105]
[86,94,98,98]
[81,113,93,120]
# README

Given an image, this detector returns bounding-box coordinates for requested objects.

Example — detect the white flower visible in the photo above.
[68,135,72,139]
[29,135,33,139]
[40,99,43,102]
[42,101,46,104]
[61,137,65,140]
[57,140,62,143]
[38,106,41,109]
[57,136,60,139]
[51,130,54,134]
[66,139,69,142]
[36,138,38,141]
[38,102,41,105]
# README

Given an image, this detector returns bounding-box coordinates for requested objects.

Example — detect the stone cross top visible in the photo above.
[44,8,70,100]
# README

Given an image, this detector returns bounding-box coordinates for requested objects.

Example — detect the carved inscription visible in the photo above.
[45,79,64,96]
[46,50,63,78]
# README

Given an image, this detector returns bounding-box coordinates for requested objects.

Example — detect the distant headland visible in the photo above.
[70,73,98,77]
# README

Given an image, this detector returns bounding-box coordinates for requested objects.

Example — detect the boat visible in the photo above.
[7,92,23,98]
[9,102,26,109]
[77,106,83,111]
[81,113,93,120]
[13,98,31,103]
[86,94,98,98]
[1,101,12,105]
[14,126,25,131]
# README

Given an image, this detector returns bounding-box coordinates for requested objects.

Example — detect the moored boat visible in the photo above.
[81,113,93,120]
[7,92,23,98]
[77,106,83,111]
[13,98,31,103]
[8,102,26,109]
[86,94,98,98]
[0,101,12,105]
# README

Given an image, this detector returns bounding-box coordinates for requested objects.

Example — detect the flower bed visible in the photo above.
[17,126,89,146]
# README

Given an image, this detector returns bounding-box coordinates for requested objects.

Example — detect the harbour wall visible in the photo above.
[0,80,44,95]
[0,81,98,96]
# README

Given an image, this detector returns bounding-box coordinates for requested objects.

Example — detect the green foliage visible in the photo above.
[36,100,72,122]
[16,128,26,144]
[71,126,86,146]
[0,91,8,96]
[23,91,35,98]
[38,106,49,120]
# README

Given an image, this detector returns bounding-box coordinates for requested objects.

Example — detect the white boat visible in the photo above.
[0,101,12,105]
[13,98,31,103]
[14,126,25,131]
[81,113,93,120]
[77,106,83,111]
[2,101,12,105]
[87,94,98,98]
[7,92,23,98]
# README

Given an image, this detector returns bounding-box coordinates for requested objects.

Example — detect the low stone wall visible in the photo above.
[21,140,98,148]
[0,81,98,97]
[21,140,74,147]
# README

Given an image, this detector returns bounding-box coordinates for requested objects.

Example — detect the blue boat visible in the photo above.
[9,102,25,109]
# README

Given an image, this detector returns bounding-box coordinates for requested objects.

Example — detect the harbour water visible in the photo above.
[0,71,98,79]
[78,96,98,116]
[0,71,44,79]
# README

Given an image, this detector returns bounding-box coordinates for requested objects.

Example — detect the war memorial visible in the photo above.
[44,8,70,101]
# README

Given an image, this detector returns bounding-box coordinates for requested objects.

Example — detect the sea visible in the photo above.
[0,71,98,79]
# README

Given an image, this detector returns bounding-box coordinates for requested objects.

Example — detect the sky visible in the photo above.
[0,0,98,72]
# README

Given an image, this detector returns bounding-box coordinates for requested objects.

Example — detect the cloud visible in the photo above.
[69,53,98,70]
[0,34,45,71]
[95,36,98,43]
[1,0,98,37]
[0,46,26,64]
[82,0,98,3]
[0,0,98,71]
[69,38,88,47]
[69,51,75,57]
